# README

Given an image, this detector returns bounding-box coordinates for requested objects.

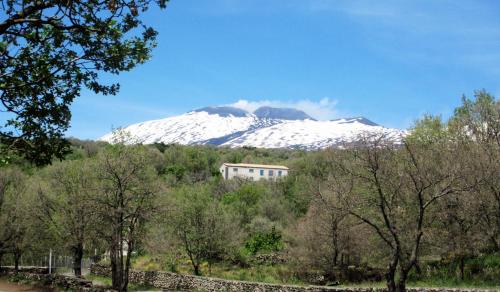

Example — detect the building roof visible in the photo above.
[221,163,289,170]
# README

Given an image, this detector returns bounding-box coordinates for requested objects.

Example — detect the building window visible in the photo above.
[249,169,254,173]
[269,170,274,176]
[278,170,282,176]
[260,169,264,176]
[233,168,238,172]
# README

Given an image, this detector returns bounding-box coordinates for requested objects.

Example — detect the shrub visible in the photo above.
[245,226,283,255]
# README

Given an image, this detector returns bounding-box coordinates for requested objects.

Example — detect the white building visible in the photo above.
[219,163,289,181]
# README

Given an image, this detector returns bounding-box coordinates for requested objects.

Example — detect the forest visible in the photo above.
[0,91,498,292]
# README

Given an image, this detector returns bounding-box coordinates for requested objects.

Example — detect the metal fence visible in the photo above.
[1,250,94,276]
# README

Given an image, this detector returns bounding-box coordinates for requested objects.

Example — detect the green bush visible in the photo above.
[245,226,283,255]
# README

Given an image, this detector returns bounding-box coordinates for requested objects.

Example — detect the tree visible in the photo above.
[435,189,482,280]
[38,159,99,277]
[93,144,161,291]
[329,131,469,292]
[0,166,34,271]
[170,184,240,275]
[162,145,220,183]
[222,183,266,227]
[448,90,500,252]
[0,0,168,165]
[287,149,369,282]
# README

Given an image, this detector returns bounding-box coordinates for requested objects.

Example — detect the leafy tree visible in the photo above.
[435,190,483,280]
[448,90,500,252]
[94,144,161,291]
[0,0,168,165]
[38,159,100,277]
[0,166,36,271]
[163,145,220,183]
[222,183,267,227]
[450,90,500,145]
[170,184,240,275]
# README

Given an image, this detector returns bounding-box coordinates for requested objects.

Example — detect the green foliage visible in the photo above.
[222,183,266,226]
[406,115,448,144]
[245,226,284,255]
[163,145,220,183]
[1,91,498,290]
[450,90,500,142]
[408,253,500,288]
[0,0,168,165]
[169,184,241,275]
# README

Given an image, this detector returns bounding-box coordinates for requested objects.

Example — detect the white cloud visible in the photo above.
[228,97,339,120]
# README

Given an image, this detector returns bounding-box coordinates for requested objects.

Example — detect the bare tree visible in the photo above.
[289,193,363,281]
[328,132,469,292]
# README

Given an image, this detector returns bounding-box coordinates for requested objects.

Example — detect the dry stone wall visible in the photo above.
[90,264,498,292]
[1,266,113,291]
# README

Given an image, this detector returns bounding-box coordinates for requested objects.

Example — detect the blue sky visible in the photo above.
[68,0,500,139]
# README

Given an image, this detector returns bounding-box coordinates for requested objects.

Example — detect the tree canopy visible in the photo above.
[0,0,168,165]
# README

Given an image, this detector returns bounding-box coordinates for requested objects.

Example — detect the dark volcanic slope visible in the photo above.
[253,106,315,120]
[194,106,249,117]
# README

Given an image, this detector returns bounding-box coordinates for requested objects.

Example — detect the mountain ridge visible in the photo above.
[100,106,404,149]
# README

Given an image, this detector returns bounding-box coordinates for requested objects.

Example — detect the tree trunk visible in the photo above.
[193,263,200,276]
[331,216,339,267]
[490,236,499,252]
[386,253,399,292]
[110,239,120,291]
[72,244,84,277]
[332,248,338,267]
[14,252,20,272]
[122,240,133,292]
[459,256,465,280]
[118,239,125,292]
[111,217,126,291]
[415,261,422,275]
[396,281,406,292]
[386,270,397,292]
[396,269,408,292]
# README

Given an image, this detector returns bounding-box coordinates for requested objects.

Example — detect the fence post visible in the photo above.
[49,249,52,274]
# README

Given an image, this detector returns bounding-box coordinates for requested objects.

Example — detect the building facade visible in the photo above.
[219,163,289,181]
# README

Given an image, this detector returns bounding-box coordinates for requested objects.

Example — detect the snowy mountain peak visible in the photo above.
[101,106,405,149]
[253,106,314,121]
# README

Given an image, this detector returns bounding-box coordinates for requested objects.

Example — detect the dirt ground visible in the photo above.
[0,277,57,292]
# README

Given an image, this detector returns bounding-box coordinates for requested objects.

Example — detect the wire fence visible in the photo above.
[1,251,94,276]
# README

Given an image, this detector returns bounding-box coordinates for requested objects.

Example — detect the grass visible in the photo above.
[407,279,499,289]
[87,269,500,291]
[333,280,499,290]
[406,252,500,289]
[5,274,58,291]
[204,263,304,285]
[132,255,304,285]
[128,254,500,289]
[85,274,161,291]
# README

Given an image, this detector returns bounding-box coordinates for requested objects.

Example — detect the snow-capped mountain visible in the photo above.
[100,106,405,149]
